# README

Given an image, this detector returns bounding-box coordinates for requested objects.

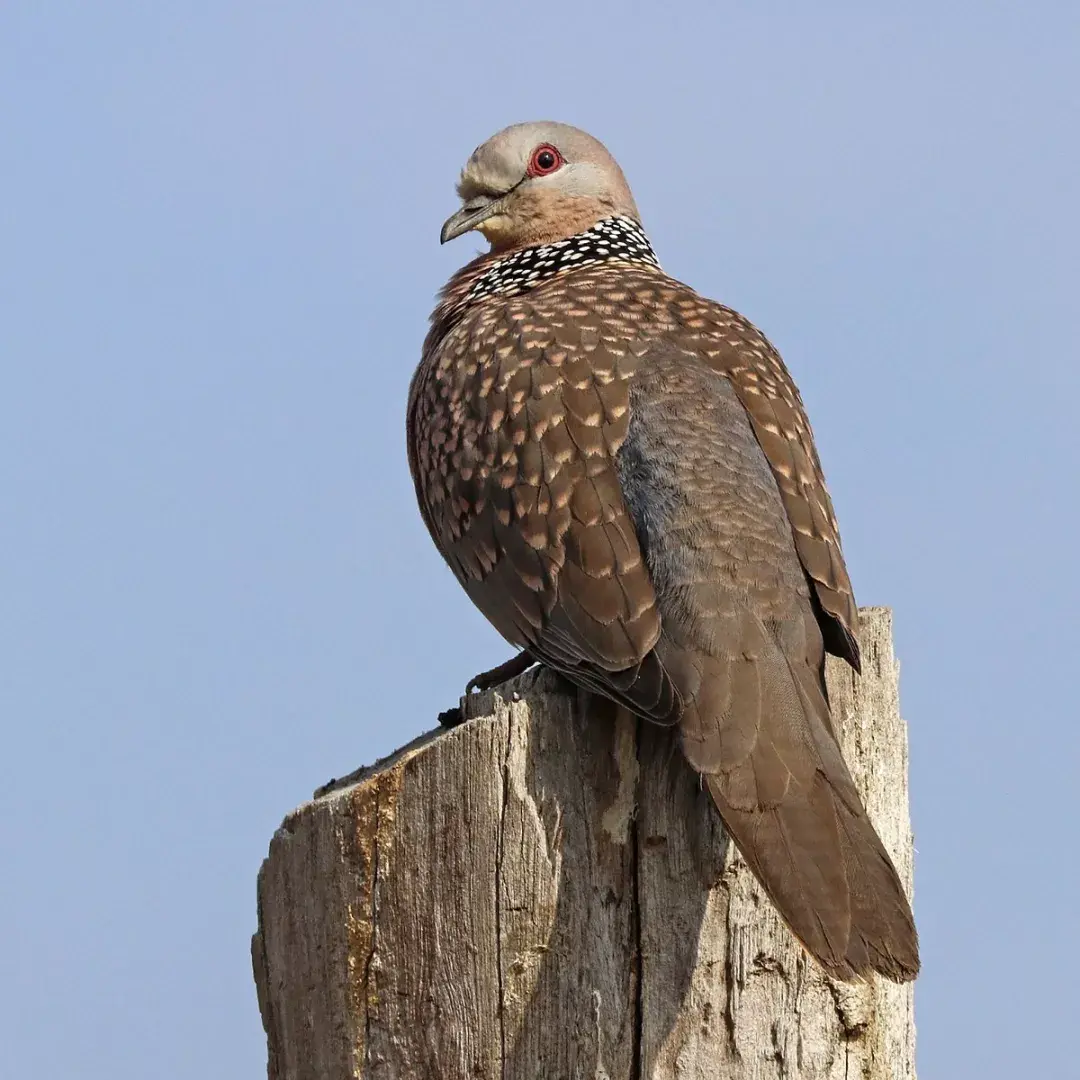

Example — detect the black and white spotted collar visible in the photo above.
[460,216,660,309]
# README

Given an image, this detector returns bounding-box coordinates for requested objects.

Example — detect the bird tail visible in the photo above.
[705,775,919,982]
[673,640,919,982]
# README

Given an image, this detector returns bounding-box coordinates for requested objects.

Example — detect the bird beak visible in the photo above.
[440,197,501,244]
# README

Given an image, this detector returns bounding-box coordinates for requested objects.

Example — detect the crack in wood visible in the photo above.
[495,716,513,1077]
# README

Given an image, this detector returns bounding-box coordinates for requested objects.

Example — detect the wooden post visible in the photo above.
[252,607,916,1079]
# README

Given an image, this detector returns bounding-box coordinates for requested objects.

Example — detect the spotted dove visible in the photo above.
[407,122,919,982]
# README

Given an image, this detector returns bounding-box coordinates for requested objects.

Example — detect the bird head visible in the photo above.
[440,122,641,254]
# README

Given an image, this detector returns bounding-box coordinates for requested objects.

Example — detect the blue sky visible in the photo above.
[2,4,1077,1077]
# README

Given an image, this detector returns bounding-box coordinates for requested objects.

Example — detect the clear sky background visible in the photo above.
[2,4,1077,1077]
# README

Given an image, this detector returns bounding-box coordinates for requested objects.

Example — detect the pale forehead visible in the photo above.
[470,122,573,164]
[457,122,611,194]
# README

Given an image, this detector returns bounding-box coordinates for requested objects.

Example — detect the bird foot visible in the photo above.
[464,651,536,695]
[436,652,537,730]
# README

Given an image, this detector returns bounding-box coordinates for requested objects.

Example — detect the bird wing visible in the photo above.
[689,303,862,670]
[407,310,679,723]
[619,344,918,981]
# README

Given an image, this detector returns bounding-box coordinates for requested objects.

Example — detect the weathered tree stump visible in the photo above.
[252,606,915,1079]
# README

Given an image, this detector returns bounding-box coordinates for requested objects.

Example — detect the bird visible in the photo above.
[407,121,919,982]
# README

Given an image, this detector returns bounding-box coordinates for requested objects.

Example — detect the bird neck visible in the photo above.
[431,216,661,333]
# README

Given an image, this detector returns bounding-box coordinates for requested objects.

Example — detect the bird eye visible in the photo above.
[527,144,563,177]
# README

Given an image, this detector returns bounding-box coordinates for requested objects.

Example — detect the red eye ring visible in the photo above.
[527,144,563,177]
